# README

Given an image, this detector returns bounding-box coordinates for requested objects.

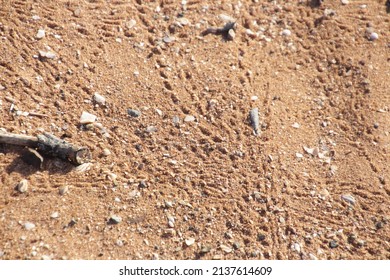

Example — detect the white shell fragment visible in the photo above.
[80,111,97,124]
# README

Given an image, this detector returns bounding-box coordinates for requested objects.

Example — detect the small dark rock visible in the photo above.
[67,218,77,227]
[127,109,141,117]
[233,242,241,250]
[257,233,266,242]
[375,221,384,230]
[139,180,148,188]
[329,240,338,249]
[200,245,211,254]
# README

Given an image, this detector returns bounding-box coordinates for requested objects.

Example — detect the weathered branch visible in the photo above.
[0,131,91,165]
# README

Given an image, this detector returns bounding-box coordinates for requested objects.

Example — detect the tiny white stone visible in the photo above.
[80,111,97,124]
[184,115,195,122]
[24,222,35,230]
[126,19,136,29]
[251,96,258,101]
[296,153,303,158]
[292,122,300,128]
[185,238,195,246]
[44,51,56,59]
[341,0,349,5]
[281,29,291,36]
[93,92,106,105]
[50,212,59,219]
[369,32,379,41]
[36,29,45,39]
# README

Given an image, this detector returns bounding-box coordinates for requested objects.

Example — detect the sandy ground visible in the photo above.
[0,0,389,260]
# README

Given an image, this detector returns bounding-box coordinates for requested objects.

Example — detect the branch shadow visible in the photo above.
[2,144,75,176]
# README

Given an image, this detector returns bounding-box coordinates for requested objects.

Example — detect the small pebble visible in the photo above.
[220,244,232,253]
[50,212,59,219]
[227,29,235,40]
[184,115,195,122]
[93,93,106,105]
[185,238,195,246]
[281,29,291,36]
[79,111,97,124]
[59,185,69,195]
[163,36,175,43]
[16,179,28,193]
[249,108,260,135]
[139,180,148,188]
[341,194,356,205]
[232,242,241,250]
[36,29,45,39]
[108,215,122,225]
[127,109,141,117]
[125,19,136,29]
[257,233,266,241]
[102,148,111,156]
[369,32,379,41]
[329,240,338,249]
[146,126,157,133]
[200,245,211,253]
[172,116,180,126]
[292,122,300,129]
[176,17,190,26]
[24,222,36,230]
[341,0,349,5]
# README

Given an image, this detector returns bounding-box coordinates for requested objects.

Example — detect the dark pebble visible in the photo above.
[257,233,266,242]
[139,180,148,188]
[329,240,338,249]
[375,221,383,230]
[233,242,241,250]
[127,109,141,117]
